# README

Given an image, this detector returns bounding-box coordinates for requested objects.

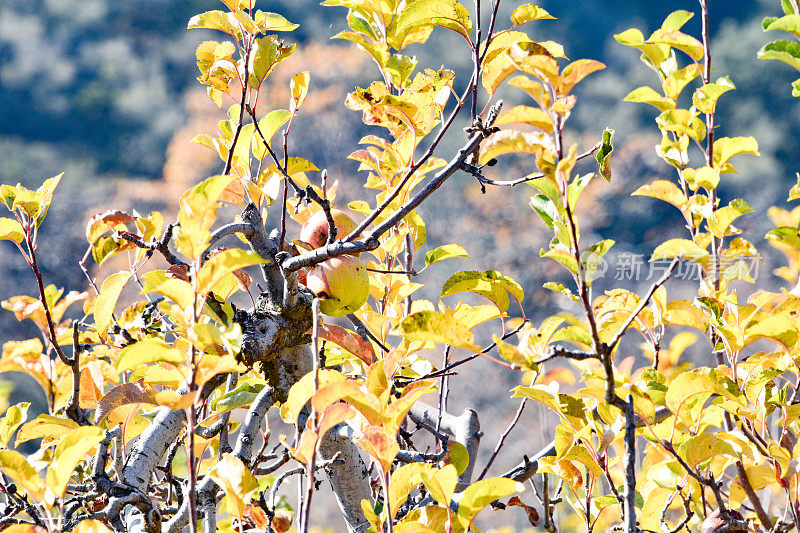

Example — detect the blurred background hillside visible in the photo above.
[1,0,798,529]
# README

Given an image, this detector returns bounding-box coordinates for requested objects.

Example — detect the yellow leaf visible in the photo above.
[421,464,458,507]
[115,338,187,373]
[457,477,523,526]
[281,369,347,425]
[0,217,24,243]
[46,426,104,498]
[15,414,78,445]
[94,271,133,336]
[394,310,480,351]
[175,175,236,259]
[0,449,44,501]
[142,270,194,310]
[196,248,266,296]
[208,453,259,520]
[631,180,688,210]
[290,71,310,112]
[389,463,430,519]
[651,238,709,263]
[0,402,29,444]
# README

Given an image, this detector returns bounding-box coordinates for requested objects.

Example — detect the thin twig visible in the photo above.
[470,142,602,187]
[476,398,526,481]
[606,255,680,353]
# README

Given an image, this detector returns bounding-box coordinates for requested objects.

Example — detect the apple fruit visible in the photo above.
[306,254,370,316]
[300,209,358,249]
[701,509,746,533]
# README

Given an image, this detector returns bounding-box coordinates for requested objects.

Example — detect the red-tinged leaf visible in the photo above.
[557,59,605,96]
[166,264,191,282]
[78,366,103,410]
[316,323,376,365]
[95,381,156,423]
[312,380,383,425]
[85,210,136,244]
[506,496,539,526]
[358,425,399,472]
[317,402,357,437]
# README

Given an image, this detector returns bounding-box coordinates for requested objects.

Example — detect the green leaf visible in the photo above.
[46,426,104,499]
[94,271,133,336]
[584,239,614,285]
[457,477,524,526]
[510,4,555,27]
[767,226,800,250]
[211,381,265,413]
[440,270,524,312]
[0,217,24,243]
[543,282,581,306]
[765,14,800,40]
[651,239,709,262]
[424,244,470,267]
[763,16,780,30]
[251,36,296,85]
[116,338,186,373]
[393,310,479,351]
[596,128,614,181]
[541,246,579,275]
[395,0,473,41]
[758,39,800,73]
[529,194,559,229]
